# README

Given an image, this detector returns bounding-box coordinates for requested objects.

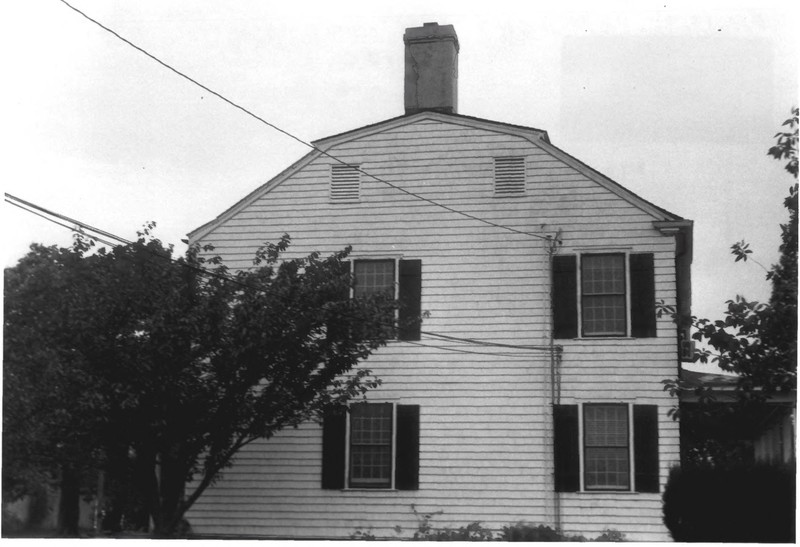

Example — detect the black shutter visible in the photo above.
[327,261,351,342]
[321,408,346,489]
[630,253,656,338]
[395,404,420,490]
[552,255,578,339]
[553,404,580,492]
[398,260,422,341]
[634,404,660,493]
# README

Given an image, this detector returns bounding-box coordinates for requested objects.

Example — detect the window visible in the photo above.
[353,260,394,298]
[494,156,526,196]
[321,403,420,490]
[330,164,360,202]
[583,404,629,490]
[552,253,656,339]
[553,404,660,493]
[581,254,626,336]
[349,403,393,488]
[350,259,422,341]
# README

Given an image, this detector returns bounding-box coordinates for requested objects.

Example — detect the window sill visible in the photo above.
[569,336,636,341]
[571,490,652,495]
[340,488,399,492]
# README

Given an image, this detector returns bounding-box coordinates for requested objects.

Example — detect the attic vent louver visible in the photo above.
[494,157,526,196]
[330,164,361,202]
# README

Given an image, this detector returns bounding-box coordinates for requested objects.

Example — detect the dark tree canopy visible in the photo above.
[3,228,399,536]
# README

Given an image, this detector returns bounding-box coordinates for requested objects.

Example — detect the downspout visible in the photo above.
[546,230,563,532]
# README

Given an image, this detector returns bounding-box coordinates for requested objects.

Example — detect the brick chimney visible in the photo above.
[404,22,459,115]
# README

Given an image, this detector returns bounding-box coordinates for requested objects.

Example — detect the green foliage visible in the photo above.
[4,229,398,536]
[663,464,795,542]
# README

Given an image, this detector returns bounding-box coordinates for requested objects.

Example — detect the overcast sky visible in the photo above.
[3,0,798,365]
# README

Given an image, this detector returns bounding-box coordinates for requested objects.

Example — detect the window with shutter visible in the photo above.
[349,258,422,341]
[494,157,526,196]
[330,164,361,202]
[552,252,656,338]
[321,403,420,491]
[552,403,660,493]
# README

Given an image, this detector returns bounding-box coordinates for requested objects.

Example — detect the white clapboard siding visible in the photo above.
[185,115,683,542]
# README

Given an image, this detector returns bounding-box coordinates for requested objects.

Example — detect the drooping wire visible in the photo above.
[406,340,545,359]
[6,193,260,293]
[7,193,555,355]
[57,0,555,242]
[421,330,553,351]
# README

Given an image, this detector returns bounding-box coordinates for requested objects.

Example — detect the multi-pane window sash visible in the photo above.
[581,254,626,336]
[353,260,395,298]
[552,252,656,339]
[349,403,393,488]
[583,404,630,490]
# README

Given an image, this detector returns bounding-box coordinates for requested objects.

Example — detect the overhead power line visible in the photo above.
[421,330,554,351]
[58,0,554,242]
[5,192,256,291]
[7,193,555,355]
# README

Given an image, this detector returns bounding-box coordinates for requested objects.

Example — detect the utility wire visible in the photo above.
[421,330,554,351]
[6,193,257,292]
[5,198,118,248]
[58,0,554,242]
[405,341,543,359]
[8,193,552,356]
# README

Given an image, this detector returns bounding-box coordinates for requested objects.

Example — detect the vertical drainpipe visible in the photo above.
[546,231,563,532]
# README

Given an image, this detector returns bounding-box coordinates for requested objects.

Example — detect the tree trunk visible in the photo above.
[151,451,189,538]
[57,463,80,537]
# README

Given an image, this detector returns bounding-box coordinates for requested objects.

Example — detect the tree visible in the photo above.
[661,108,798,406]
[4,228,399,536]
[3,239,111,535]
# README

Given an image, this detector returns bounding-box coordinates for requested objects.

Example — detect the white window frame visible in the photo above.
[577,402,636,493]
[344,402,398,490]
[350,257,401,333]
[576,251,632,338]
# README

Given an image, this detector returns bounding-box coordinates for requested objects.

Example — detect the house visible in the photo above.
[185,22,693,541]
[680,369,796,467]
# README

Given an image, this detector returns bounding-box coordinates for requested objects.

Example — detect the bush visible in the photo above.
[500,522,625,542]
[350,508,626,541]
[417,521,494,541]
[663,463,795,542]
[501,523,567,541]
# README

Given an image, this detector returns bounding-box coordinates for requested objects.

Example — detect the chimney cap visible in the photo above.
[404,22,459,52]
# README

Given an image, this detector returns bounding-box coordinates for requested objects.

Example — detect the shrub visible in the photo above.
[663,463,795,542]
[501,522,567,541]
[417,521,494,541]
[500,522,624,542]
